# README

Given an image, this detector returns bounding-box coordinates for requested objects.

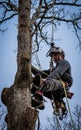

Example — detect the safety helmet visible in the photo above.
[47,46,65,58]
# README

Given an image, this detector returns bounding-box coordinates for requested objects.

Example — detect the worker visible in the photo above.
[31,46,73,113]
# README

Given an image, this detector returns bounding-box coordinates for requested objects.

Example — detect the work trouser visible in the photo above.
[44,79,65,92]
[42,79,66,100]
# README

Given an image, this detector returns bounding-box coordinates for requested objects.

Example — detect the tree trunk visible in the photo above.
[1,0,38,130]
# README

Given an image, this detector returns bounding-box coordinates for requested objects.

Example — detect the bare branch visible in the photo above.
[0,0,81,50]
[0,0,18,25]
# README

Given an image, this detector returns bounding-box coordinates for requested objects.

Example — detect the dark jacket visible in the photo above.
[31,59,73,87]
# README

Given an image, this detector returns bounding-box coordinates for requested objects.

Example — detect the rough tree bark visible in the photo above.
[1,0,38,130]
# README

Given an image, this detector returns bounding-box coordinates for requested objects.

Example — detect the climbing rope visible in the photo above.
[49,52,62,129]
[35,52,42,70]
[51,0,54,44]
[51,91,62,130]
[56,116,62,130]
[49,0,62,124]
[62,81,76,130]
[37,113,40,130]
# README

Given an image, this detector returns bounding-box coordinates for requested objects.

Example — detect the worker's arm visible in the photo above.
[31,65,49,78]
[46,59,69,80]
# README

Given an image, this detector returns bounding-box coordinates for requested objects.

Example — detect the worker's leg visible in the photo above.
[41,79,63,92]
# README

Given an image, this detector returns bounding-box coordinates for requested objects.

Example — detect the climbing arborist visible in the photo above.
[31,46,73,114]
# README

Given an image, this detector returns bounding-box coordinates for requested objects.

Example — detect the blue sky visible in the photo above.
[0,18,81,128]
[0,20,17,92]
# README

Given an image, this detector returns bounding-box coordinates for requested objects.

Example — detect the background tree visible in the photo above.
[0,104,6,130]
[0,0,81,130]
[43,105,81,130]
[65,105,81,130]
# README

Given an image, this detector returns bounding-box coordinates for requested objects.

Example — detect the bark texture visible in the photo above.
[1,0,38,129]
[1,86,38,130]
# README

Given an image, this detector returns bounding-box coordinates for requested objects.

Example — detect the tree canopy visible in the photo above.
[0,0,81,51]
[43,105,81,130]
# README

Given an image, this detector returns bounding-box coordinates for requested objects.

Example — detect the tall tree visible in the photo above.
[0,0,81,130]
[1,0,38,130]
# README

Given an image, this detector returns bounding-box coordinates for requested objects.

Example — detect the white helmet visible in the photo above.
[46,47,65,58]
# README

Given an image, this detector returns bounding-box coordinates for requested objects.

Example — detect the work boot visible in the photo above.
[60,101,67,116]
[53,100,67,117]
[32,74,45,110]
[53,100,61,115]
[32,92,45,110]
